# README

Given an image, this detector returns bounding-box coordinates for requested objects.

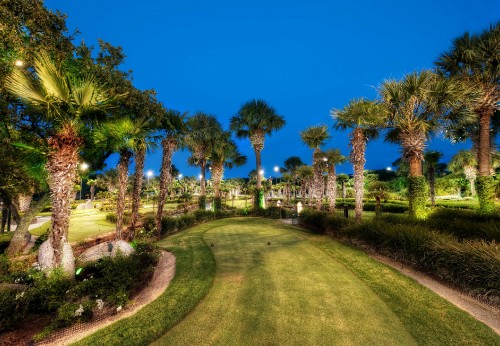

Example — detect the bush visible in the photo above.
[105,212,131,225]
[0,287,29,332]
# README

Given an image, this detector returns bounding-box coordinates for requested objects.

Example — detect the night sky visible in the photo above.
[45,0,499,179]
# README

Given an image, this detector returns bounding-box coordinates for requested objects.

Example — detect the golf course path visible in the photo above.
[153,218,498,345]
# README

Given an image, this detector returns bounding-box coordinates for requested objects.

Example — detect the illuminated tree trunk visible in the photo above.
[131,146,145,235]
[40,126,82,277]
[313,149,323,210]
[327,165,337,213]
[156,137,175,234]
[350,128,366,222]
[7,193,50,256]
[116,150,132,239]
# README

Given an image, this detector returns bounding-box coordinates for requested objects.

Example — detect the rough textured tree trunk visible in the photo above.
[131,146,146,235]
[7,193,50,257]
[469,179,476,197]
[90,185,95,201]
[408,156,423,177]
[200,160,207,196]
[156,137,175,235]
[477,108,491,177]
[313,149,323,210]
[327,165,337,212]
[18,190,34,213]
[341,181,346,199]
[250,132,265,190]
[350,128,366,222]
[41,127,81,278]
[1,202,7,233]
[428,165,436,207]
[212,163,223,212]
[116,151,132,239]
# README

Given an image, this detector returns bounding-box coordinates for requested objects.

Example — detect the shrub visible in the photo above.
[0,288,29,332]
[105,212,131,225]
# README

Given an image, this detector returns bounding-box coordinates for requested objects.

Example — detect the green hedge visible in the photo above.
[298,209,500,305]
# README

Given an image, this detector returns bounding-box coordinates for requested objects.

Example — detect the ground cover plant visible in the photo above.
[78,218,497,345]
[0,242,158,340]
[298,209,500,305]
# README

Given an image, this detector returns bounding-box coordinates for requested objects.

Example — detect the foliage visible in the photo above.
[476,176,496,214]
[408,176,428,219]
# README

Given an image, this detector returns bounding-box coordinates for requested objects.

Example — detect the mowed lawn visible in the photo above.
[153,218,498,345]
[30,209,115,243]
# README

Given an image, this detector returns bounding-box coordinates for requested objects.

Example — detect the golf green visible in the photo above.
[154,218,498,345]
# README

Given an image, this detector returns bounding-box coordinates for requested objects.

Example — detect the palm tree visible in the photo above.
[320,149,347,213]
[424,150,443,207]
[231,99,285,209]
[210,131,247,211]
[296,165,314,203]
[5,52,119,276]
[185,113,221,209]
[337,174,350,200]
[300,125,330,210]
[436,23,500,213]
[332,99,387,221]
[380,71,458,218]
[449,150,478,197]
[155,110,186,234]
[95,117,152,239]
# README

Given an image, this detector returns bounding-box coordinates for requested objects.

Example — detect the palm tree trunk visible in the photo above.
[327,166,337,212]
[477,108,491,177]
[200,160,207,196]
[90,185,95,201]
[250,132,265,190]
[131,146,145,235]
[116,150,132,239]
[313,149,323,210]
[41,128,81,277]
[428,166,436,207]
[350,128,366,222]
[156,138,175,235]
[212,163,223,211]
[408,154,427,219]
[7,193,50,256]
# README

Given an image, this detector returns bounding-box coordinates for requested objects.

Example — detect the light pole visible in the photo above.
[80,163,89,200]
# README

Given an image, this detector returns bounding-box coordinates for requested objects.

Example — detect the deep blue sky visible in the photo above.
[45,0,499,179]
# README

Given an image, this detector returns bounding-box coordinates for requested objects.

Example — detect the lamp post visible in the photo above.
[80,162,89,200]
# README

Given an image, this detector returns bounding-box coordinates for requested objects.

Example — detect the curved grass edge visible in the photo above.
[73,220,222,346]
[296,230,500,345]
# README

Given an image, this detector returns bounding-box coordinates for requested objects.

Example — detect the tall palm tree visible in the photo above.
[300,125,330,210]
[424,150,443,207]
[231,99,285,209]
[320,149,347,213]
[449,150,478,197]
[332,99,387,221]
[337,174,350,200]
[210,130,247,211]
[129,117,157,236]
[436,23,500,213]
[5,51,118,276]
[185,113,221,209]
[95,116,152,239]
[380,71,458,219]
[155,109,186,234]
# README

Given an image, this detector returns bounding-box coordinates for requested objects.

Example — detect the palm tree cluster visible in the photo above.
[331,23,499,219]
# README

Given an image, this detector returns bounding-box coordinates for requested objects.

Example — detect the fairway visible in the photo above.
[153,218,498,346]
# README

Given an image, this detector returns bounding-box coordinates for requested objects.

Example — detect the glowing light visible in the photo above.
[259,169,264,175]
[147,170,153,177]
[15,60,24,67]
[80,163,89,170]
[386,167,392,171]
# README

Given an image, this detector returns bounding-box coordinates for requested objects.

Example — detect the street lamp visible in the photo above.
[79,163,89,200]
[15,60,24,67]
[147,170,153,186]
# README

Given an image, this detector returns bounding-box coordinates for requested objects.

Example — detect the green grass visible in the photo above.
[74,219,218,346]
[71,217,497,345]
[29,209,115,243]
